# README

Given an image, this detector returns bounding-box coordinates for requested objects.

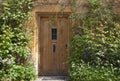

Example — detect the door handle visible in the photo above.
[65,44,68,49]
[53,44,56,53]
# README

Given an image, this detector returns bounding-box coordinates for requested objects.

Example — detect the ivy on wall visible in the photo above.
[0,0,36,81]
[69,0,120,81]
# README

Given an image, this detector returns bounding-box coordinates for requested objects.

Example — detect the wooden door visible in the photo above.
[39,16,69,75]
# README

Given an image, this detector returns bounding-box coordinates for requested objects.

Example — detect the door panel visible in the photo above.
[39,16,69,75]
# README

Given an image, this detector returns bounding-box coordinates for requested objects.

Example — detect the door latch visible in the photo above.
[65,44,68,49]
[53,44,56,53]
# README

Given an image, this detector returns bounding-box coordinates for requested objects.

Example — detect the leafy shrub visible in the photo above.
[0,65,36,81]
[69,62,120,81]
[69,0,120,81]
[11,65,36,81]
[0,0,36,81]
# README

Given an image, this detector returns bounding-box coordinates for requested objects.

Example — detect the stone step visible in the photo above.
[35,76,67,81]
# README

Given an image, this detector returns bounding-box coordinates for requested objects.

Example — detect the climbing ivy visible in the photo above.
[69,0,120,81]
[0,0,36,81]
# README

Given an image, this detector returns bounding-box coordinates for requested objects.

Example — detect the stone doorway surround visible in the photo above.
[30,0,71,75]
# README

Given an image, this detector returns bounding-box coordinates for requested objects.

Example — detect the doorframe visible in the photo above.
[35,12,71,75]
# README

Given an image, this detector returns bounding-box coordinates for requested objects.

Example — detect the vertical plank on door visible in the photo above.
[57,17,69,74]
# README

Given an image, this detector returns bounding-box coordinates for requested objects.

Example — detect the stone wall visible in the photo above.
[0,0,120,75]
[27,0,120,75]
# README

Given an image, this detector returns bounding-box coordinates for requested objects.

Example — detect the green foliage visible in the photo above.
[0,0,36,81]
[69,0,120,81]
[69,62,120,81]
[0,65,36,81]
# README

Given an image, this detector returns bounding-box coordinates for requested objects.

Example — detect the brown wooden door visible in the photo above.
[39,16,69,75]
